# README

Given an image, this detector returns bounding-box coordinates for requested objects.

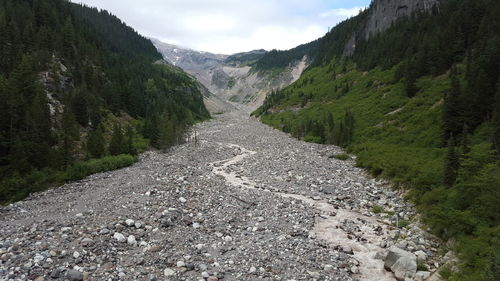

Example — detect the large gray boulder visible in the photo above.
[384,246,417,280]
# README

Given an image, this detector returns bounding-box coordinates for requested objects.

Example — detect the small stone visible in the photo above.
[125,219,135,226]
[81,238,94,246]
[256,216,264,222]
[50,269,61,278]
[192,223,201,229]
[342,246,353,254]
[114,232,126,243]
[350,266,359,274]
[415,271,431,281]
[249,266,257,273]
[179,197,187,203]
[127,235,137,246]
[415,250,427,261]
[23,262,33,269]
[99,228,110,235]
[61,227,72,233]
[34,277,45,281]
[324,264,334,271]
[207,277,218,281]
[177,261,186,267]
[201,271,210,278]
[67,269,83,281]
[73,251,80,259]
[34,253,45,263]
[75,213,83,218]
[164,268,175,277]
[224,236,233,242]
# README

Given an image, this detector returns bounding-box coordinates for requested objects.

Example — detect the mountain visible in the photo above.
[254,0,500,280]
[0,0,209,203]
[152,39,310,109]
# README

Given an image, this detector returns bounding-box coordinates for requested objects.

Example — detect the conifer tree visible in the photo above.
[60,106,80,167]
[443,72,463,145]
[109,124,125,156]
[444,137,460,188]
[86,125,105,158]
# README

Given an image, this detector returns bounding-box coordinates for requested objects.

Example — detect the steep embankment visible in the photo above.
[152,39,311,110]
[255,0,500,280]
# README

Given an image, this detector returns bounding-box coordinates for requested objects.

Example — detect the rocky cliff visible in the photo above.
[364,0,441,40]
[343,0,441,56]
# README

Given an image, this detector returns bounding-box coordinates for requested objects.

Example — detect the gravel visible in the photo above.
[0,109,444,281]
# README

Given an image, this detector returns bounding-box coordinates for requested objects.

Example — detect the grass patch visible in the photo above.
[332,153,350,160]
[372,205,384,214]
[396,219,411,229]
[417,260,429,271]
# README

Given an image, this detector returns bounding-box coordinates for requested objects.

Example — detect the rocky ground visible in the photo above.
[1,108,447,281]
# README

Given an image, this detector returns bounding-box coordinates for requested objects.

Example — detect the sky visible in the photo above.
[70,0,371,54]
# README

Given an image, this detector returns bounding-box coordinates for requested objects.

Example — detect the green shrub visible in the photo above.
[0,154,137,205]
[332,153,350,160]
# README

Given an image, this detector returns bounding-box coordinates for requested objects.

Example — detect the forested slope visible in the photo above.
[0,0,209,204]
[254,0,500,280]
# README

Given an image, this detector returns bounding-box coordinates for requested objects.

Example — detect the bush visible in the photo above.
[0,154,137,205]
[332,153,350,160]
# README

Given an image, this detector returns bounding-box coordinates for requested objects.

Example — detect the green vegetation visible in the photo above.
[372,205,384,214]
[253,40,320,71]
[254,0,500,280]
[0,0,209,204]
[225,50,267,67]
[0,154,136,204]
[332,153,350,161]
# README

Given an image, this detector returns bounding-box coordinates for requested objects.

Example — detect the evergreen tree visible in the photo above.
[443,72,463,145]
[59,106,80,167]
[493,80,500,154]
[86,125,105,158]
[125,125,135,155]
[444,137,460,188]
[109,124,126,156]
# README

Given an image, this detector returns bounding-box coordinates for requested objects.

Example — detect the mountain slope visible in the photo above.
[0,0,209,203]
[254,0,500,280]
[152,40,310,109]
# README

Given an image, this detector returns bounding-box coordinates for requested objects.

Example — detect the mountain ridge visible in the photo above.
[152,39,309,110]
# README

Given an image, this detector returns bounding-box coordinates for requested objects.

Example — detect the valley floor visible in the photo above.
[0,108,442,281]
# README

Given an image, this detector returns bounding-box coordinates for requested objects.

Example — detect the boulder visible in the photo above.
[391,256,417,280]
[384,246,417,280]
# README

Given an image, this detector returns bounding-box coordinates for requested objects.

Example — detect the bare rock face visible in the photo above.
[364,0,440,40]
[343,0,441,57]
[151,38,309,110]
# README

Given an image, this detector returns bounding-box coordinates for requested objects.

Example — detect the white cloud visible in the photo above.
[320,7,366,18]
[71,0,368,54]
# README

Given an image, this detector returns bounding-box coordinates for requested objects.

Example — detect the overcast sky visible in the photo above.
[70,0,370,54]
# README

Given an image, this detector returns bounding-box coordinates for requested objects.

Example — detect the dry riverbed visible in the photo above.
[1,109,445,281]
